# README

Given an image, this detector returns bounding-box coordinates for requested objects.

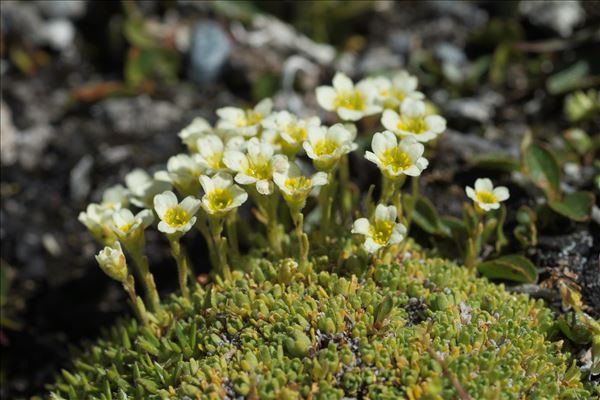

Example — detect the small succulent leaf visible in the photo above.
[477,254,538,283]
[522,143,561,200]
[374,295,394,326]
[548,191,595,222]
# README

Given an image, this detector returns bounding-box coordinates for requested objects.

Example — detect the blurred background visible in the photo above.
[1,0,599,397]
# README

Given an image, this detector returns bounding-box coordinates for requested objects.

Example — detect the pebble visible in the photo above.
[188,21,231,85]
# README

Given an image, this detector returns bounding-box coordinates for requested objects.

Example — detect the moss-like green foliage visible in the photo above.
[49,253,589,399]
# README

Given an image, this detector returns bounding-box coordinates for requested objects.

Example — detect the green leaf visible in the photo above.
[405,195,450,237]
[495,205,508,253]
[374,295,394,326]
[477,255,538,283]
[514,206,537,248]
[471,154,520,173]
[522,143,561,200]
[548,191,595,221]
[546,61,589,95]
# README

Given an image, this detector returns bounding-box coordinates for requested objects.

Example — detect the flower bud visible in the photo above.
[95,242,128,282]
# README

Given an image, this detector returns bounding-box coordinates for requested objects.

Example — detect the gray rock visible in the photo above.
[0,1,42,40]
[446,91,504,123]
[520,0,584,37]
[18,125,55,170]
[37,19,75,51]
[357,46,403,75]
[188,21,231,85]
[0,102,18,166]
[435,42,467,66]
[70,154,94,202]
[35,0,86,19]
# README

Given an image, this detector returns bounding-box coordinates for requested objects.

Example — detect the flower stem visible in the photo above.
[208,217,232,281]
[128,250,161,313]
[167,235,190,300]
[122,275,150,326]
[318,171,336,239]
[338,155,352,224]
[195,213,219,270]
[266,195,282,255]
[291,210,309,273]
[226,211,240,258]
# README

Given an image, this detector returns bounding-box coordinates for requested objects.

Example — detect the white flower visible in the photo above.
[95,242,128,282]
[125,169,172,209]
[303,123,358,170]
[101,184,130,209]
[365,131,429,179]
[216,98,273,137]
[195,134,246,173]
[166,153,204,195]
[199,172,248,217]
[352,204,407,253]
[223,138,288,195]
[273,163,328,208]
[110,208,154,240]
[316,72,382,121]
[78,203,116,242]
[381,98,446,142]
[465,178,510,212]
[153,191,201,235]
[382,71,424,109]
[178,117,212,152]
[262,111,321,156]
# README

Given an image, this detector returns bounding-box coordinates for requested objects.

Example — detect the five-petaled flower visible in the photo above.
[178,117,212,152]
[303,123,358,171]
[371,71,424,109]
[217,98,273,137]
[223,138,288,195]
[352,204,407,253]
[262,111,321,156]
[95,242,128,282]
[125,169,172,209]
[164,153,204,196]
[466,178,509,212]
[273,163,328,209]
[365,131,428,179]
[110,208,154,243]
[382,98,446,142]
[316,72,381,121]
[199,172,248,217]
[154,191,201,235]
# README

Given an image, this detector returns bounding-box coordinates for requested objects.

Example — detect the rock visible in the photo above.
[37,19,75,51]
[435,42,467,66]
[0,1,43,41]
[519,0,584,37]
[69,155,94,202]
[0,102,18,166]
[35,0,86,19]
[387,30,413,55]
[357,46,403,75]
[93,96,182,136]
[445,91,504,124]
[18,125,54,170]
[188,21,231,85]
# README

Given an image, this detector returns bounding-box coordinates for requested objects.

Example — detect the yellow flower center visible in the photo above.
[284,125,307,143]
[391,88,406,102]
[312,139,338,157]
[380,147,412,173]
[245,158,272,180]
[369,220,394,245]
[207,152,225,170]
[397,117,427,134]
[284,176,311,192]
[119,223,134,233]
[236,110,263,127]
[475,191,497,204]
[164,206,189,227]
[334,90,365,111]
[207,188,234,211]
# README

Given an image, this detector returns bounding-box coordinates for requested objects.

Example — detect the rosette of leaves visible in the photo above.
[46,250,590,399]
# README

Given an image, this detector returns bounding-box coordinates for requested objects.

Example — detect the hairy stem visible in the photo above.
[208,217,232,280]
[168,235,190,300]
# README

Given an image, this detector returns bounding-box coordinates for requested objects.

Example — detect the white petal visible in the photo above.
[352,218,371,235]
[307,125,326,144]
[136,209,155,228]
[256,180,273,195]
[157,220,176,234]
[389,223,407,244]
[493,186,510,202]
[212,172,234,189]
[254,98,273,115]
[465,186,477,202]
[223,151,247,172]
[364,151,382,167]
[231,186,249,207]
[332,72,353,91]
[316,86,337,111]
[113,209,134,227]
[387,205,397,222]
[400,98,426,117]
[337,107,363,122]
[235,174,257,185]
[425,115,447,134]
[311,172,328,187]
[199,175,214,194]
[154,191,177,218]
[363,237,381,253]
[381,109,400,132]
[180,196,201,216]
[375,204,390,221]
[271,154,289,172]
[328,123,352,143]
[475,178,493,192]
[216,107,244,121]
